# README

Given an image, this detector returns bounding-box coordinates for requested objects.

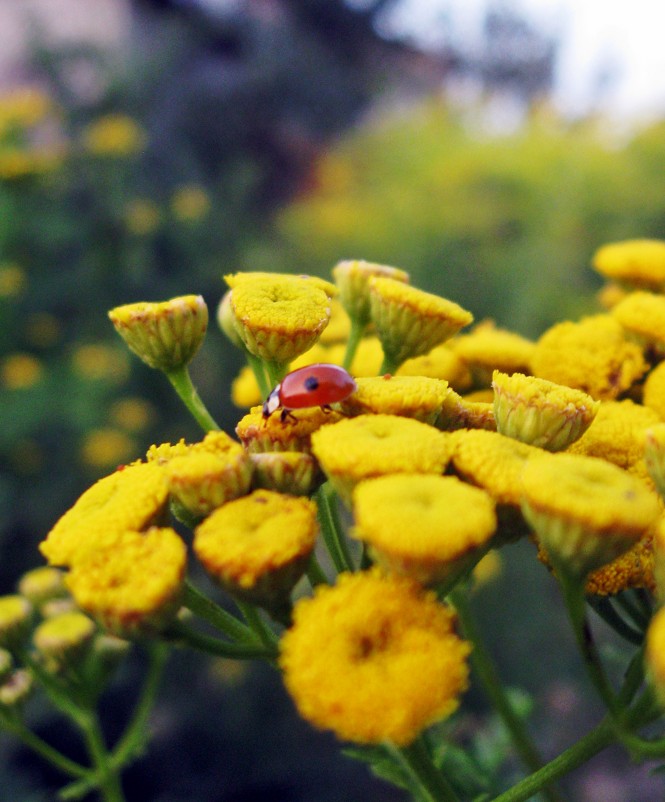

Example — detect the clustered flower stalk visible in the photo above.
[10,239,665,801]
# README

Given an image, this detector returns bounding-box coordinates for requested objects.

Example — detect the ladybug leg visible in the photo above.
[280,408,298,423]
[320,404,332,415]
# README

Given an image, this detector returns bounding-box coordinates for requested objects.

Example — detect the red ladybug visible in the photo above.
[262,363,357,421]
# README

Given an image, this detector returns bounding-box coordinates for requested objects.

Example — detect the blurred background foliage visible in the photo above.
[1,0,665,798]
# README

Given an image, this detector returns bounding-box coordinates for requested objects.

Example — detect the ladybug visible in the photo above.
[262,363,357,421]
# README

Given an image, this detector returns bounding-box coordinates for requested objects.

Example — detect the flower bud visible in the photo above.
[108,295,208,372]
[18,566,68,610]
[0,669,33,709]
[0,595,33,651]
[492,370,599,451]
[33,611,96,671]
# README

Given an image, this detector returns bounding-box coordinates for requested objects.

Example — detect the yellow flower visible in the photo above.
[397,343,473,392]
[125,198,160,235]
[109,295,208,373]
[1,353,43,389]
[66,527,187,638]
[18,567,67,610]
[611,291,665,355]
[492,370,599,451]
[230,278,331,365]
[645,363,665,421]
[368,276,473,370]
[70,343,130,383]
[194,490,318,609]
[0,596,33,650]
[585,536,654,597]
[449,429,541,506]
[592,239,665,291]
[530,314,647,401]
[352,474,496,585]
[109,397,156,432]
[279,569,470,745]
[436,388,496,431]
[40,461,169,567]
[311,414,452,505]
[521,453,661,579]
[332,259,409,327]
[567,399,660,482]
[165,446,253,519]
[224,271,337,299]
[170,184,210,221]
[33,611,96,670]
[249,451,318,496]
[336,375,449,425]
[236,405,341,454]
[81,114,146,157]
[646,605,665,706]
[0,263,26,298]
[596,282,627,310]
[452,321,536,387]
[80,428,138,470]
[145,438,191,464]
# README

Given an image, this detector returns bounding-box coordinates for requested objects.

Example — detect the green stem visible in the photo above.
[558,569,619,715]
[246,351,271,399]
[166,365,220,432]
[235,600,280,650]
[385,737,460,802]
[166,620,277,660]
[183,581,256,643]
[379,353,400,375]
[264,359,288,390]
[307,551,331,587]
[451,591,564,802]
[0,716,88,779]
[342,318,366,371]
[315,482,355,573]
[111,642,168,768]
[79,711,125,802]
[490,717,617,802]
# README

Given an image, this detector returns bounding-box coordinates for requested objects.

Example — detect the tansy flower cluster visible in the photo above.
[23,241,665,800]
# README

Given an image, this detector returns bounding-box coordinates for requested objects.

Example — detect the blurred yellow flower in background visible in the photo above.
[81,114,146,157]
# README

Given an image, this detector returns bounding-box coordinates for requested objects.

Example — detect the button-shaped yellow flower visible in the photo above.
[66,527,187,638]
[397,343,473,392]
[236,406,341,454]
[33,611,96,671]
[336,375,450,425]
[279,569,470,745]
[492,370,599,451]
[368,276,473,371]
[530,314,647,401]
[0,596,33,651]
[450,429,540,506]
[612,291,665,355]
[452,321,536,387]
[311,414,452,505]
[194,490,318,610]
[332,259,409,327]
[352,474,496,585]
[585,536,654,597]
[109,295,208,373]
[592,239,665,291]
[230,277,331,365]
[18,567,67,610]
[643,363,665,421]
[521,453,661,579]
[249,451,318,496]
[164,438,252,518]
[40,461,169,567]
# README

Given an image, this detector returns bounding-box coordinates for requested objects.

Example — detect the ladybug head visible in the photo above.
[262,384,282,419]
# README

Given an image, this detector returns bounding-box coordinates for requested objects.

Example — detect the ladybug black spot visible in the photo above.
[304,376,320,391]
